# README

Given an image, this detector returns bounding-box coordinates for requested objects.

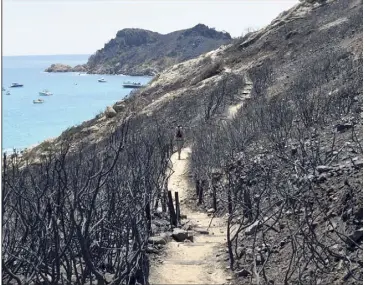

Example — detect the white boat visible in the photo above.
[33,99,44,104]
[122,81,144,88]
[98,78,107,83]
[39,89,53,96]
[6,91,10,95]
[10,83,24,88]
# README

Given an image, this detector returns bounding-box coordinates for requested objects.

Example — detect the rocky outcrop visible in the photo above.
[113,102,126,112]
[104,106,117,118]
[45,64,73,73]
[45,24,231,76]
[73,64,87,72]
[45,63,87,73]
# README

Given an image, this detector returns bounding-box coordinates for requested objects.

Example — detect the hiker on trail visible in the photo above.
[175,125,184,160]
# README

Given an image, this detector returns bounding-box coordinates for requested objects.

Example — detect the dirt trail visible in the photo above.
[149,147,230,285]
[227,72,253,119]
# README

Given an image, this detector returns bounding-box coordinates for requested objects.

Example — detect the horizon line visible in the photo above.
[3,53,92,57]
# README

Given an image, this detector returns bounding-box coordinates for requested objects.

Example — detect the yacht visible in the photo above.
[122,81,144,88]
[10,83,24,88]
[33,99,44,104]
[98,78,107,83]
[39,89,53,96]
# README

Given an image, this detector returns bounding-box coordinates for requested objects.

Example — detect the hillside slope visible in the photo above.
[10,0,363,284]
[38,0,361,149]
[45,24,231,76]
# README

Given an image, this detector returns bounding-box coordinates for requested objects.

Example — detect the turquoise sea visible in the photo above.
[2,55,152,152]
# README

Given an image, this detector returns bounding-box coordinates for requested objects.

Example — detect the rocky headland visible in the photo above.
[45,24,232,76]
[44,63,87,73]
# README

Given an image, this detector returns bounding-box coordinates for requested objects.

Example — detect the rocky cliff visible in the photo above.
[45,24,231,76]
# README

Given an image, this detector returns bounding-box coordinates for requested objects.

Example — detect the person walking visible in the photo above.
[175,125,184,160]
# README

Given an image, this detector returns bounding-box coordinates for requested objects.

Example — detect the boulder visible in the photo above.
[353,159,363,168]
[315,174,327,183]
[183,223,193,231]
[235,268,252,278]
[148,236,167,245]
[114,103,126,112]
[172,228,189,242]
[159,232,171,242]
[236,246,245,258]
[105,106,117,118]
[146,246,159,254]
[152,219,169,227]
[316,165,333,173]
[82,125,100,134]
[255,254,265,265]
[346,228,363,246]
[89,126,100,132]
[194,228,209,235]
[151,223,158,234]
[185,236,194,242]
[245,220,261,236]
[336,123,353,132]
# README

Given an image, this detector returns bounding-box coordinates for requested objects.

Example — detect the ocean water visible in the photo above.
[2,55,152,152]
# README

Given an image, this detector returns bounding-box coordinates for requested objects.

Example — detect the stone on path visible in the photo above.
[172,228,189,242]
[148,236,168,245]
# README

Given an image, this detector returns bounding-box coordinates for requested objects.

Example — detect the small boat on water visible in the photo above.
[6,91,10,95]
[39,89,53,96]
[122,81,144,88]
[10,83,24,88]
[33,99,44,104]
[98,78,107,83]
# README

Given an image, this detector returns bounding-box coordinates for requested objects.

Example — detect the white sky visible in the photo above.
[3,0,298,56]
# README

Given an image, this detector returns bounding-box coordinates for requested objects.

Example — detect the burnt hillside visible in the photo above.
[4,0,363,284]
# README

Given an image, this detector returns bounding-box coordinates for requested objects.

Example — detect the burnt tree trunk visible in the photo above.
[212,173,221,212]
[167,191,177,227]
[175,191,180,225]
[145,202,151,233]
[227,174,234,270]
[195,179,200,196]
[162,181,168,213]
[198,180,207,205]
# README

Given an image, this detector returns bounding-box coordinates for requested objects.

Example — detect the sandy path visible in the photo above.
[149,147,230,285]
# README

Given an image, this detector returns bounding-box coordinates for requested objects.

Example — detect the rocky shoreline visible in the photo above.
[45,63,159,76]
